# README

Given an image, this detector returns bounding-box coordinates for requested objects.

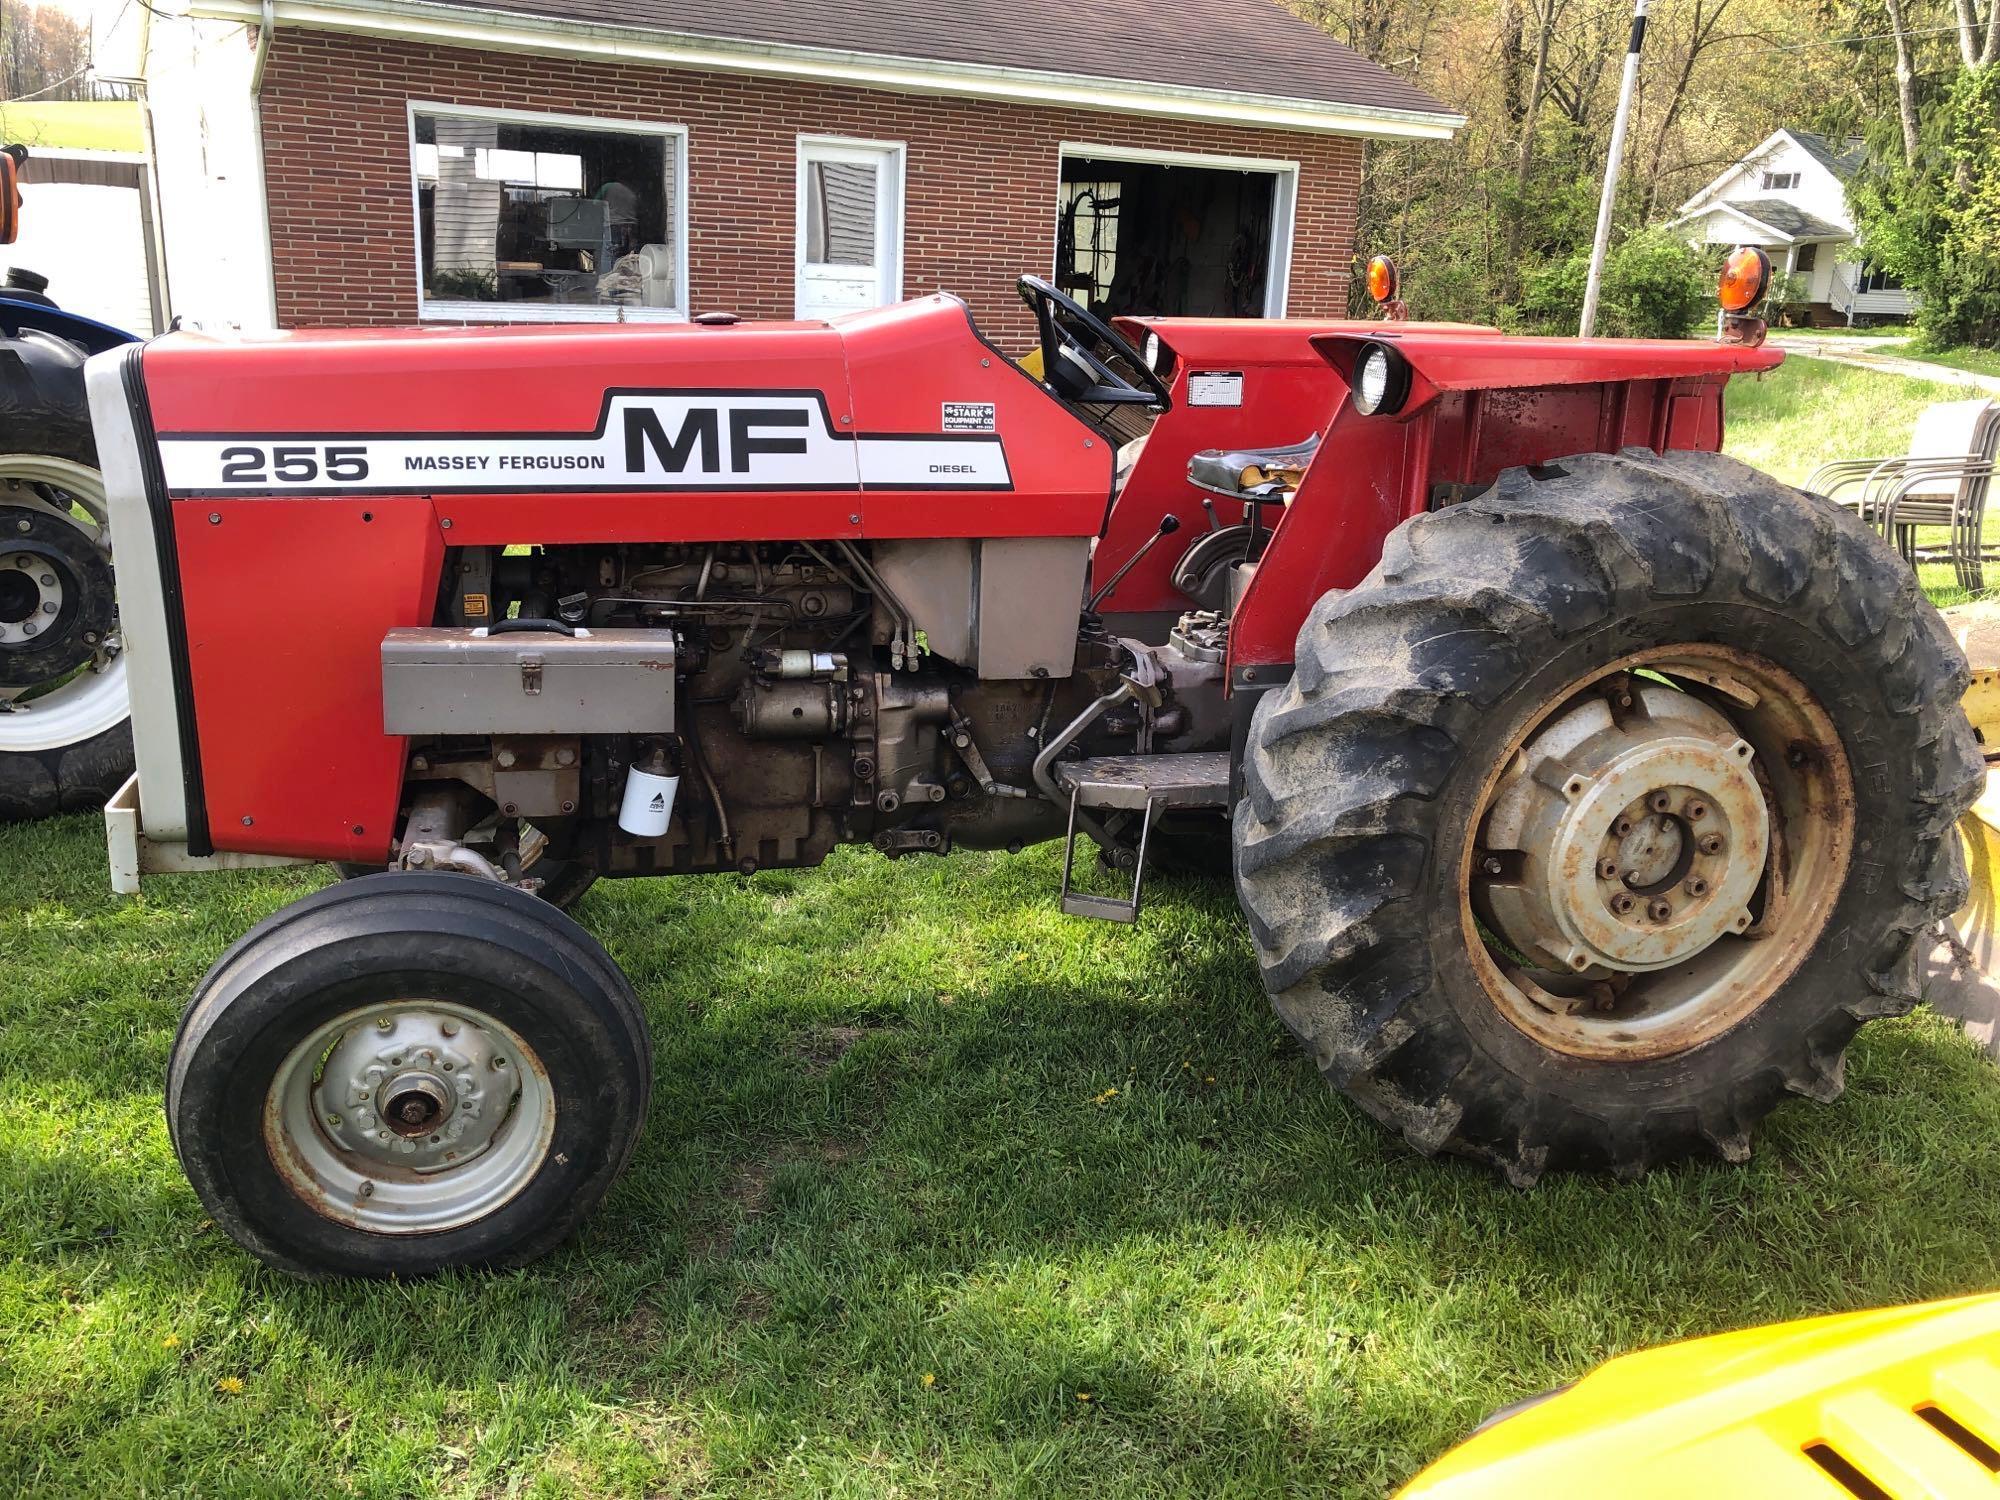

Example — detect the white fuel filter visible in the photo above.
[618,761,679,837]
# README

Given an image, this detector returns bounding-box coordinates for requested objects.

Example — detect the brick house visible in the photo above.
[145,0,1458,340]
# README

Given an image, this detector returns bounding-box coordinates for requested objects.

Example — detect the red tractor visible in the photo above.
[86,267,1978,1277]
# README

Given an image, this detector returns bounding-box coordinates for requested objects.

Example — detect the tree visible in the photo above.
[1,5,93,103]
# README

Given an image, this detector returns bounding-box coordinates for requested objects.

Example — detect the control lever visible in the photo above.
[1087,514,1181,612]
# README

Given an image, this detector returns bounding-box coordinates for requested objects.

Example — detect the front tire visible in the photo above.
[168,872,651,1277]
[1235,450,1981,1183]
[0,328,132,820]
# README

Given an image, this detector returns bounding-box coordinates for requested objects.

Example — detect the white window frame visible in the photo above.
[1052,142,1300,318]
[1761,170,1801,191]
[793,134,907,319]
[406,100,690,324]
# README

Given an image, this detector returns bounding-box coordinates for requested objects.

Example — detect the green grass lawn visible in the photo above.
[1771,322,1915,338]
[7,809,2000,1498]
[1724,354,1994,605]
[1908,341,2000,381]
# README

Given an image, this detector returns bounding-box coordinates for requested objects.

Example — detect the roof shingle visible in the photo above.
[1788,130,1866,182]
[432,0,1453,119]
[1726,198,1848,241]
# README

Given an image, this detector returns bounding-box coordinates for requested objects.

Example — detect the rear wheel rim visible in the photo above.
[1463,643,1855,1061]
[0,455,125,753]
[263,1000,556,1234]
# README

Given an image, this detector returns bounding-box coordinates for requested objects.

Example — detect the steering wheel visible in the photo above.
[1016,275,1173,412]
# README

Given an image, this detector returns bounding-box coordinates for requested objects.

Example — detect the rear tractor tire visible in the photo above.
[168,872,650,1277]
[0,329,132,820]
[1235,450,1981,1184]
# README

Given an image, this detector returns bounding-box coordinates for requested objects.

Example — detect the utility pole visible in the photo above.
[1579,0,1651,337]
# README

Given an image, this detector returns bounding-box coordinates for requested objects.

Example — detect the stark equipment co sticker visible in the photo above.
[156,389,1014,496]
[941,401,996,432]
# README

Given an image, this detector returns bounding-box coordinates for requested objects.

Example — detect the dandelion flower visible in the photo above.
[161,1335,181,1349]
[216,1376,245,1396]
[921,1372,937,1388]
[1076,1392,1094,1402]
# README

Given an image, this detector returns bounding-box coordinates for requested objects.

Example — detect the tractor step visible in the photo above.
[1052,751,1232,922]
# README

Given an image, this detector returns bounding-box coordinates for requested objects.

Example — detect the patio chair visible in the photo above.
[1807,399,2000,592]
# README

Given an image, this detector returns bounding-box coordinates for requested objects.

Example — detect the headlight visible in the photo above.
[1350,341,1411,416]
[1143,330,1164,373]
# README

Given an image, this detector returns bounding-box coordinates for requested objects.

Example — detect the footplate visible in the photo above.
[1052,751,1232,922]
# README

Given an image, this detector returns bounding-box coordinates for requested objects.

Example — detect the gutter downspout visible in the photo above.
[247,0,279,329]
[252,0,273,89]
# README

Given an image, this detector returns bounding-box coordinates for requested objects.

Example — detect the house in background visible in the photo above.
[139,0,1461,338]
[1667,128,1914,326]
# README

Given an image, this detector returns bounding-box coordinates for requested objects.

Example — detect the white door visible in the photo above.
[795,138,903,320]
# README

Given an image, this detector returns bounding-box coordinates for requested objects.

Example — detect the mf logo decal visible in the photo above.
[156,389,1013,496]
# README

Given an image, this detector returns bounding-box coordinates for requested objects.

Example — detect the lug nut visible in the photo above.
[1685,800,1708,820]
[1611,892,1636,915]
[1648,898,1674,922]
[1613,817,1634,837]
[1698,833,1724,856]
[1684,876,1709,896]
[1597,859,1619,879]
[1481,856,1504,876]
[1649,792,1673,814]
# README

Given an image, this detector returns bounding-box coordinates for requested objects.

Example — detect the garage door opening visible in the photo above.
[1056,147,1294,321]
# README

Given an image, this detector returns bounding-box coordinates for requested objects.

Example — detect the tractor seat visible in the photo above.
[1186,435,1321,505]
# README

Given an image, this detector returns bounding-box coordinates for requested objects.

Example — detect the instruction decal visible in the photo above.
[1187,371,1245,407]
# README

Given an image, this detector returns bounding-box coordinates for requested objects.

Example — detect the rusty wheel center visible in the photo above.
[1466,645,1853,1061]
[263,1000,555,1235]
[1487,690,1769,976]
[383,1074,451,1137]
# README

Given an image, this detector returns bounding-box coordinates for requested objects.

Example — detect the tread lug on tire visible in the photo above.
[1234,450,1982,1184]
[168,871,651,1277]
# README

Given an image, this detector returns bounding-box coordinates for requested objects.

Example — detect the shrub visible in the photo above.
[1513,229,1712,339]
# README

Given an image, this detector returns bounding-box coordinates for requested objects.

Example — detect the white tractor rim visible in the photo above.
[264,999,557,1235]
[0,454,127,754]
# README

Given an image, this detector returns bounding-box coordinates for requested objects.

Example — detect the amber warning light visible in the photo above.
[1716,246,1771,347]
[1365,255,1407,321]
[1719,246,1771,312]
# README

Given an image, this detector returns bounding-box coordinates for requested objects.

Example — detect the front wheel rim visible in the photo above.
[0,455,126,754]
[1463,643,1855,1061]
[263,1000,557,1234]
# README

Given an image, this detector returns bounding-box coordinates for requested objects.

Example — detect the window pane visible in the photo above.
[807,161,877,266]
[414,111,680,312]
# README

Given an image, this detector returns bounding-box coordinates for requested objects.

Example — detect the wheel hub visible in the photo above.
[0,549,63,643]
[0,497,112,689]
[1481,683,1770,975]
[310,1007,518,1173]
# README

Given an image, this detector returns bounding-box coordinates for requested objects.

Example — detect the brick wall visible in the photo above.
[258,30,1365,342]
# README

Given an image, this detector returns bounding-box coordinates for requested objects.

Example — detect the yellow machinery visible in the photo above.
[1399,1294,2000,1497]
[1937,602,2000,1051]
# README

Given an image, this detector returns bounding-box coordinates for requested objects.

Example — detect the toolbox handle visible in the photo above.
[482,618,581,638]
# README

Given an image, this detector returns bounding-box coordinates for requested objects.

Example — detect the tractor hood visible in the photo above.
[121,293,1114,546]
